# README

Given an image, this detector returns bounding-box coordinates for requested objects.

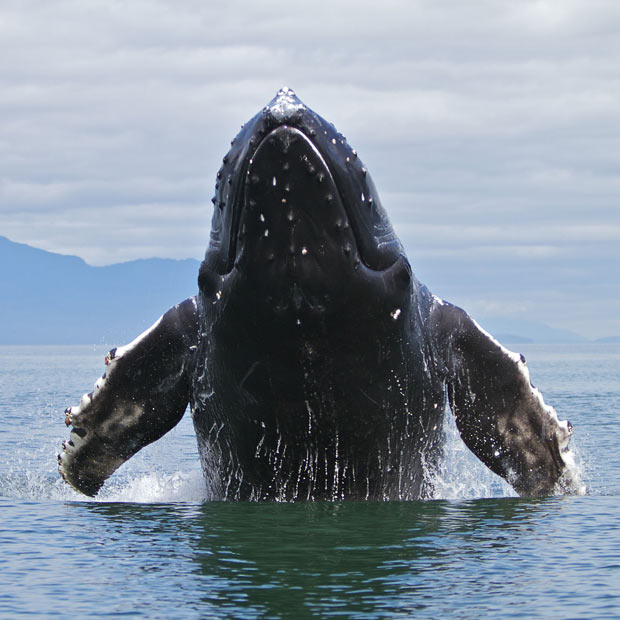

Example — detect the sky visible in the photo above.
[1,0,619,338]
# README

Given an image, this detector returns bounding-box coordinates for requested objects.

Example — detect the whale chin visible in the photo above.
[235,126,360,278]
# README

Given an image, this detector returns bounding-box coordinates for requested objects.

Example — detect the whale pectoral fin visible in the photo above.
[429,297,574,496]
[58,296,199,496]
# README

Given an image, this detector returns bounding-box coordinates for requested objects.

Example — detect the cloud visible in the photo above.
[1,0,619,335]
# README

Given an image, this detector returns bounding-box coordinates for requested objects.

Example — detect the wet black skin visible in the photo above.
[59,90,575,499]
[192,93,445,500]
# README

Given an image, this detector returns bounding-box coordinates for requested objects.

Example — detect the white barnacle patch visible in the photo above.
[390,308,401,320]
[268,87,305,122]
[68,427,87,450]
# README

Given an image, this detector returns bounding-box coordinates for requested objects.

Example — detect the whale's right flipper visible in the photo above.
[58,297,199,496]
[429,296,577,496]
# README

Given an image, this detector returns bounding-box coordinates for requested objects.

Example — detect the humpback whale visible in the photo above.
[59,88,578,500]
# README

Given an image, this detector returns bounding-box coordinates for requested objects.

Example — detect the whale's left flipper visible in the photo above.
[429,296,575,496]
[59,297,199,496]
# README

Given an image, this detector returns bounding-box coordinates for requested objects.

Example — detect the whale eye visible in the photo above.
[198,265,220,298]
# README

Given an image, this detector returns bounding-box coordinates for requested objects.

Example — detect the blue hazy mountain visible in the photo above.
[595,335,620,343]
[0,236,200,345]
[473,317,588,344]
[0,235,608,345]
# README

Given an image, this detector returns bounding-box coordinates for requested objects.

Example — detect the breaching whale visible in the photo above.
[59,88,578,500]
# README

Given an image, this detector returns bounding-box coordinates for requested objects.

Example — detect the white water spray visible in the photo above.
[423,406,518,500]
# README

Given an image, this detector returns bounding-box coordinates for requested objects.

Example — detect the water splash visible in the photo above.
[424,405,587,500]
[557,440,588,496]
[1,411,587,504]
[0,465,210,504]
[423,407,518,500]
[95,470,210,503]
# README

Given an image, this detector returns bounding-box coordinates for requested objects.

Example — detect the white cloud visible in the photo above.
[1,0,619,334]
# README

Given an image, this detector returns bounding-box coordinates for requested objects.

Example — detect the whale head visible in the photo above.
[198,88,411,321]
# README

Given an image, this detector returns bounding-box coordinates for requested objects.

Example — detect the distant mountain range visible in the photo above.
[472,317,589,345]
[0,235,199,345]
[0,235,617,345]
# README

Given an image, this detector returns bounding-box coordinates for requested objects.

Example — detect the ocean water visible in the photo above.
[0,343,618,618]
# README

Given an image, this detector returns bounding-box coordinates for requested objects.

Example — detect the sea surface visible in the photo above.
[0,343,618,618]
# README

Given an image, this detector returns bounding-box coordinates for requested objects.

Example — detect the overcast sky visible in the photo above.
[1,0,619,338]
